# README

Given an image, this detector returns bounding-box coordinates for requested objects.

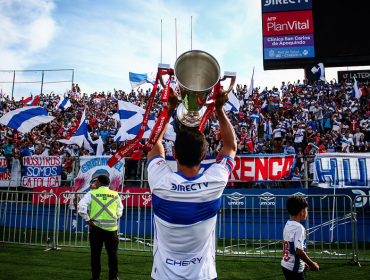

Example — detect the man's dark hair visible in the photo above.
[174,128,207,168]
[97,175,110,186]
[286,196,308,216]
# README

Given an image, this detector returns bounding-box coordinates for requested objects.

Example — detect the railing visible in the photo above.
[1,154,316,191]
[1,190,366,265]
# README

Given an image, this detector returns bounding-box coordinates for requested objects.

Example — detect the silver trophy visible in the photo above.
[159,50,236,133]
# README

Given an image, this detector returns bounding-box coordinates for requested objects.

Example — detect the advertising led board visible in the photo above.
[264,34,315,60]
[262,0,312,13]
[338,70,370,83]
[262,0,370,70]
[263,10,313,36]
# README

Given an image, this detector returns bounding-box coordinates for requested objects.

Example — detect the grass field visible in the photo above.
[0,243,368,280]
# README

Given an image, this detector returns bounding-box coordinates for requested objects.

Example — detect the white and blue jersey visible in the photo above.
[281,220,306,273]
[250,113,264,125]
[148,155,235,280]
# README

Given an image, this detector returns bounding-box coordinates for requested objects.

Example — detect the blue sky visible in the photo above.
[0,0,368,100]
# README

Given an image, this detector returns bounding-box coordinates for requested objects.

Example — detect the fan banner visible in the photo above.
[22,156,62,188]
[166,153,296,182]
[0,157,21,187]
[313,153,370,188]
[73,156,125,193]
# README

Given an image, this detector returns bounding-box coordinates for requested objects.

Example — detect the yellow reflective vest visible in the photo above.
[90,188,119,231]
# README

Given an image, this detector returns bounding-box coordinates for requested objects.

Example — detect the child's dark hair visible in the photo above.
[286,196,308,216]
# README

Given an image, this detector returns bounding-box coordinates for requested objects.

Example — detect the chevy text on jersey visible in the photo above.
[281,220,306,273]
[147,155,235,280]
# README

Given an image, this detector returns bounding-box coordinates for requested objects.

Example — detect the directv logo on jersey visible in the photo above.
[170,182,208,192]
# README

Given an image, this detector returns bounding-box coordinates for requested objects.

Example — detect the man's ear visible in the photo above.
[202,152,206,161]
[173,149,177,160]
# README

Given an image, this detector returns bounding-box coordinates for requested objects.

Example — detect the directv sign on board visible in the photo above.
[262,0,312,13]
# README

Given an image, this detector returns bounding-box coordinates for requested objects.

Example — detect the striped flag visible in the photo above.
[129,72,155,88]
[223,91,240,112]
[21,96,40,106]
[113,101,155,142]
[0,106,55,133]
[311,63,326,82]
[56,95,72,110]
[352,77,363,99]
[245,67,254,99]
[58,109,94,153]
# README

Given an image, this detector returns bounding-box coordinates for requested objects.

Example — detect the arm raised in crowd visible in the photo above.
[215,91,237,159]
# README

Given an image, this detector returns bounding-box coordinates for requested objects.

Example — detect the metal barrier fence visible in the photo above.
[2,190,365,264]
[353,195,370,263]
[1,155,315,191]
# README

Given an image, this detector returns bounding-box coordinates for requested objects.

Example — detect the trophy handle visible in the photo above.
[219,71,236,94]
[158,63,171,87]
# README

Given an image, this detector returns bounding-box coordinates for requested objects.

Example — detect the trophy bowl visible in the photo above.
[159,50,236,134]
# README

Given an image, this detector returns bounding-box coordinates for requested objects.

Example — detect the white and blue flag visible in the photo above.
[92,136,105,156]
[56,95,72,110]
[58,109,94,153]
[129,72,155,89]
[223,91,240,112]
[353,77,362,99]
[0,106,55,133]
[114,101,155,142]
[311,63,326,82]
[164,117,176,142]
[245,67,254,99]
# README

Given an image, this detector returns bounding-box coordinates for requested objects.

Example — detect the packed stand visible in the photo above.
[1,79,369,188]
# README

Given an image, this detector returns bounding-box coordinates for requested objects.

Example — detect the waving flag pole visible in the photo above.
[223,91,240,112]
[56,95,72,110]
[113,101,155,142]
[129,72,156,88]
[353,77,363,99]
[0,106,54,133]
[245,67,254,99]
[311,63,327,82]
[58,108,94,153]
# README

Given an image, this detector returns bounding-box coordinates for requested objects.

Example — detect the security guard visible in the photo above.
[78,174,123,280]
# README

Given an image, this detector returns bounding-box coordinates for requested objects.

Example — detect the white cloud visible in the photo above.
[0,0,57,69]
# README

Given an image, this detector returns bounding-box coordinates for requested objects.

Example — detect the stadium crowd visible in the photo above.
[1,78,370,187]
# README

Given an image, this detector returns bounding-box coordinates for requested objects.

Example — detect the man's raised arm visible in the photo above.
[147,88,178,163]
[215,91,237,159]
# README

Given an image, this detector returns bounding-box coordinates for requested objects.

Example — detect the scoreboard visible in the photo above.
[262,0,370,70]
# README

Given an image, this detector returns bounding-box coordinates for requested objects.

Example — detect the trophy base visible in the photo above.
[173,116,210,135]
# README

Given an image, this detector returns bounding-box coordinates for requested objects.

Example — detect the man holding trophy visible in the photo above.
[147,50,237,280]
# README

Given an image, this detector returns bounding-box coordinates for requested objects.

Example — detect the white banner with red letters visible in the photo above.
[166,153,297,182]
[22,156,62,188]
[0,157,21,187]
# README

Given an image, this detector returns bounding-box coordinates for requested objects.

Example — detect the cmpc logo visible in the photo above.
[260,192,276,206]
[227,192,245,206]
